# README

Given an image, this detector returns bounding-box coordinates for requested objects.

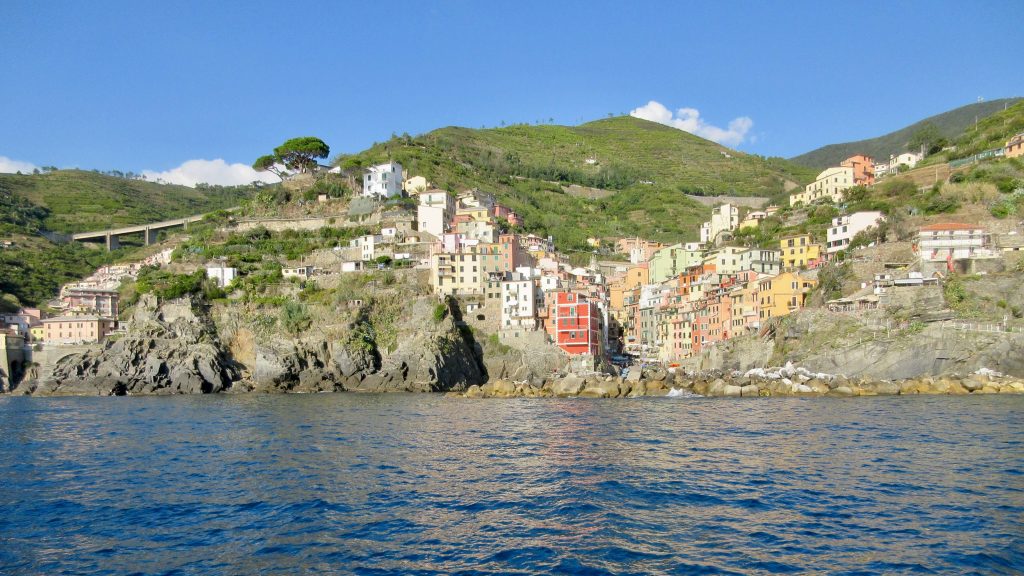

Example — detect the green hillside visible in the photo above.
[945,100,1024,160]
[339,116,814,249]
[0,169,256,233]
[0,170,262,308]
[791,98,1022,169]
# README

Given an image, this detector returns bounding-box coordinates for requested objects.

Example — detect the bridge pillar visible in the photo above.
[145,227,158,245]
[105,233,120,251]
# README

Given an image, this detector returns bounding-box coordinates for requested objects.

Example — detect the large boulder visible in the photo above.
[551,374,586,397]
[579,379,621,398]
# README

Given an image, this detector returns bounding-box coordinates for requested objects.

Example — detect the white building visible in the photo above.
[363,162,403,198]
[918,223,991,261]
[456,220,496,243]
[827,211,885,254]
[350,235,385,261]
[737,248,781,275]
[889,152,923,173]
[417,190,455,237]
[699,204,739,244]
[417,204,448,237]
[206,266,237,288]
[873,162,890,178]
[500,274,539,329]
[282,266,315,280]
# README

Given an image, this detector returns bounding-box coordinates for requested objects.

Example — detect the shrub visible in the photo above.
[432,302,447,323]
[280,301,312,335]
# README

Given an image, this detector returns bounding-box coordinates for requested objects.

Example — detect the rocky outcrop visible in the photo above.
[219,297,487,394]
[700,309,1024,379]
[24,294,238,396]
[449,364,1024,399]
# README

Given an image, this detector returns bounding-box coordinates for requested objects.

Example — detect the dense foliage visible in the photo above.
[0,241,123,308]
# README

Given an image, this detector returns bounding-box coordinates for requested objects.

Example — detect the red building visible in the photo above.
[545,291,602,357]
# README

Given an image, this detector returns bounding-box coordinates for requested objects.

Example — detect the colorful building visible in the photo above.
[545,291,602,357]
[839,154,875,186]
[791,166,854,206]
[757,272,817,321]
[779,234,822,269]
[41,315,117,344]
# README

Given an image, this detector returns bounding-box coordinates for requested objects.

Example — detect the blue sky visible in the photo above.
[1,0,1020,185]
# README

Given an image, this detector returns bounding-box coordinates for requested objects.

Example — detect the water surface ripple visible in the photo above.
[0,394,1021,575]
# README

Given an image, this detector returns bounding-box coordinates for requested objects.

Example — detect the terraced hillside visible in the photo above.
[338,116,814,249]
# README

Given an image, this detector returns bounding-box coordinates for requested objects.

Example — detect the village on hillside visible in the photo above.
[2,130,1024,386]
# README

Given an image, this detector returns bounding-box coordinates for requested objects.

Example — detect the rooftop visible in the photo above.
[42,315,115,323]
[919,222,985,231]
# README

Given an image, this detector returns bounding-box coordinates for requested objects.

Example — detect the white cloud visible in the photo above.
[141,158,280,187]
[0,156,39,174]
[629,101,753,147]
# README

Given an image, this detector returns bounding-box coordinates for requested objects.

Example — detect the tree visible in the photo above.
[253,155,286,180]
[907,123,948,156]
[274,137,329,173]
[254,137,330,176]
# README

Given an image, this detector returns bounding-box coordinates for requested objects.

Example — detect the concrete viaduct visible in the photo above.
[71,215,206,250]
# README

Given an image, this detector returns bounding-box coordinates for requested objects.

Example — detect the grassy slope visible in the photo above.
[791,98,1022,169]
[942,100,1024,161]
[0,170,260,307]
[341,116,814,249]
[0,170,253,233]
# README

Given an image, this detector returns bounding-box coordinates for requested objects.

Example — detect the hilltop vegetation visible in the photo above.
[791,98,1021,169]
[0,169,260,233]
[0,170,265,308]
[336,116,813,249]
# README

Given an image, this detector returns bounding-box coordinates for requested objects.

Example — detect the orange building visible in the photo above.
[840,154,875,186]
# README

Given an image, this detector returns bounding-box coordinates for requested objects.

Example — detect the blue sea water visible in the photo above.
[0,393,1021,575]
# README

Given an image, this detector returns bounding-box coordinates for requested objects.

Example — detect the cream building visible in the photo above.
[790,166,855,206]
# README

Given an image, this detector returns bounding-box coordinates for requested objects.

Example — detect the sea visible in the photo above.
[0,393,1021,575]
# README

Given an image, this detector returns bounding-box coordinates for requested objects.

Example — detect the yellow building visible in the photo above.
[757,272,816,321]
[623,264,649,290]
[30,326,44,342]
[779,234,821,269]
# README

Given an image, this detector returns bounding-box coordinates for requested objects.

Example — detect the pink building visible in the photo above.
[42,316,117,344]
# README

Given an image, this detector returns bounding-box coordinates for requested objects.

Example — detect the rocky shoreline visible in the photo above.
[451,364,1024,399]
[11,295,1024,399]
